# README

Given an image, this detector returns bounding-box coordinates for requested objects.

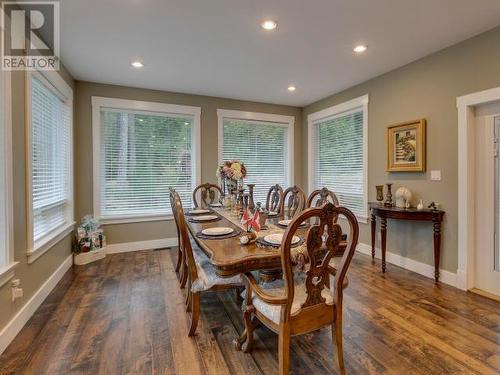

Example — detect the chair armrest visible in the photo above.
[243,272,288,305]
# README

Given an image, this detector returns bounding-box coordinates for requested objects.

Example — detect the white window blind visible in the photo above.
[99,109,195,218]
[312,109,366,218]
[222,118,291,204]
[31,75,72,245]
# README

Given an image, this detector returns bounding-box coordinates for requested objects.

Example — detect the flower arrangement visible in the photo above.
[75,215,106,253]
[216,160,247,181]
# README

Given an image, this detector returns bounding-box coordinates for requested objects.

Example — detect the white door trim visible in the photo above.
[456,86,500,290]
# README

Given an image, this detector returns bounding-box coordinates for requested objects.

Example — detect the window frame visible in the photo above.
[307,94,369,223]
[25,70,75,263]
[92,96,201,224]
[217,109,295,191]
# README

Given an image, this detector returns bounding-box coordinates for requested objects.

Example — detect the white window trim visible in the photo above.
[307,94,369,223]
[25,70,75,264]
[217,109,295,186]
[0,68,18,286]
[92,96,202,224]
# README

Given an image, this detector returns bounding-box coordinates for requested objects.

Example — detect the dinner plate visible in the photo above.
[201,227,234,236]
[277,219,306,227]
[209,203,222,208]
[268,211,279,217]
[189,209,211,214]
[264,233,300,245]
[192,215,218,221]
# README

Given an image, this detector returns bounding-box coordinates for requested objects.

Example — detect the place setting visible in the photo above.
[195,226,242,240]
[255,232,305,250]
[276,218,309,229]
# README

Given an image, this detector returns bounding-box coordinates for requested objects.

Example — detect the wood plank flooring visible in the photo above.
[1,248,499,375]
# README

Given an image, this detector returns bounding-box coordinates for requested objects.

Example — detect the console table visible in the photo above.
[369,202,445,282]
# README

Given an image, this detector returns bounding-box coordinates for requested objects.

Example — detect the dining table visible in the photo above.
[185,206,347,279]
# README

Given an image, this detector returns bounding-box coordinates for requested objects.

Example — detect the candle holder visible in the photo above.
[384,183,394,207]
[375,185,384,202]
[247,184,256,211]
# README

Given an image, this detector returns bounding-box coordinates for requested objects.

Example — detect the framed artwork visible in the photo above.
[387,119,426,172]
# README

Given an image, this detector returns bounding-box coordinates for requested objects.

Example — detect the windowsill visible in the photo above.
[27,222,76,264]
[100,215,174,225]
[0,261,19,288]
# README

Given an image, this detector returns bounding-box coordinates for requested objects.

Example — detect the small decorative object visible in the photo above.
[395,187,412,208]
[241,207,261,233]
[74,215,106,265]
[216,160,247,195]
[387,119,426,172]
[384,183,394,207]
[417,200,424,210]
[240,231,257,245]
[428,201,441,211]
[256,202,268,230]
[375,185,384,202]
[247,184,256,210]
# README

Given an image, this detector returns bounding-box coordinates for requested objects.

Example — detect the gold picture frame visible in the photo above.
[387,119,426,172]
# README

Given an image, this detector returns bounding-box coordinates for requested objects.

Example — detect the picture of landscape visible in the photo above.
[394,128,417,164]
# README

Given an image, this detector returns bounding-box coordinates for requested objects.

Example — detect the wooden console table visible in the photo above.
[369,202,445,282]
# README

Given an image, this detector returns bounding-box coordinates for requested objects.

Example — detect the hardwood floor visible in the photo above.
[1,249,499,375]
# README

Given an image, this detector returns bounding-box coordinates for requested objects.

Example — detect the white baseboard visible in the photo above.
[0,254,73,355]
[356,243,458,288]
[105,238,178,255]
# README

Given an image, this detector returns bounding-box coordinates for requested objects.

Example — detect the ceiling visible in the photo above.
[59,0,500,106]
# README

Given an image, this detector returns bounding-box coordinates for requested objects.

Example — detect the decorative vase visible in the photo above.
[384,183,393,207]
[375,185,384,202]
[417,200,424,210]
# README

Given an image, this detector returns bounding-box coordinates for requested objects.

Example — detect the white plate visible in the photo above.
[268,211,278,216]
[201,227,234,236]
[264,233,300,245]
[278,219,292,226]
[209,203,222,207]
[192,215,218,221]
[190,209,210,214]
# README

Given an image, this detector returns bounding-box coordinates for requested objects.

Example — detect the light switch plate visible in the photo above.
[430,170,441,181]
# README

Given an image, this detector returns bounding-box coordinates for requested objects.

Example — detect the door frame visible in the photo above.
[457,86,500,290]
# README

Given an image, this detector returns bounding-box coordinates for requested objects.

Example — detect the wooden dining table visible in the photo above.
[185,207,346,278]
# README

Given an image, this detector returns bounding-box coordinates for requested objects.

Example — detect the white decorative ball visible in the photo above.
[395,187,412,208]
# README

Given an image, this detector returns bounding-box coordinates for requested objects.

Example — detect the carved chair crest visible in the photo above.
[280,185,306,219]
[265,184,283,212]
[192,183,222,208]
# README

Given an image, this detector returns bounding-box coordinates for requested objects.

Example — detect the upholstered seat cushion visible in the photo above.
[191,244,242,293]
[250,276,334,324]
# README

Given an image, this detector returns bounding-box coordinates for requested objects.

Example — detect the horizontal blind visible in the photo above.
[100,109,194,217]
[222,118,289,204]
[31,75,71,242]
[313,110,365,217]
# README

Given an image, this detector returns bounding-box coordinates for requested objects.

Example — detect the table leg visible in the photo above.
[380,217,387,273]
[433,218,442,282]
[370,213,376,259]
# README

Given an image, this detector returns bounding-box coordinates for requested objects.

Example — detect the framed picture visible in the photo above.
[387,119,426,172]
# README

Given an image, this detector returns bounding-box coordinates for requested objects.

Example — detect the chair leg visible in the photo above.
[241,304,256,353]
[333,316,346,375]
[188,292,200,337]
[278,326,291,375]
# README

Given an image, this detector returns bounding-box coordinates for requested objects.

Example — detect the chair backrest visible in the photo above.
[265,184,284,212]
[306,187,340,208]
[171,190,198,282]
[280,203,359,321]
[169,187,180,247]
[193,183,222,208]
[279,185,306,219]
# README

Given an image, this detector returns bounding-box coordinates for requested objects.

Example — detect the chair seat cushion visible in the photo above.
[250,275,334,324]
[191,245,242,293]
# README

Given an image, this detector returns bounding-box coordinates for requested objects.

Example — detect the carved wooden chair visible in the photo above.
[279,185,306,219]
[307,187,340,208]
[265,184,284,213]
[171,191,242,336]
[192,183,223,208]
[236,203,359,375]
[169,187,187,287]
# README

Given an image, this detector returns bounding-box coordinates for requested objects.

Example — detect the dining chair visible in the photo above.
[265,184,284,213]
[171,191,243,336]
[169,187,187,287]
[279,185,306,219]
[236,203,359,375]
[192,183,223,208]
[306,187,340,208]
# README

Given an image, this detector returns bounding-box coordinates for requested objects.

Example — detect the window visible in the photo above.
[92,97,201,223]
[27,71,74,262]
[308,95,368,221]
[218,109,294,204]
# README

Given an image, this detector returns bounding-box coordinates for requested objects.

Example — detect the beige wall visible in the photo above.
[0,66,74,330]
[74,82,303,244]
[303,26,500,273]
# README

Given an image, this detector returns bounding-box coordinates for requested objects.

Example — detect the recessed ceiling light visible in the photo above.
[131,61,144,68]
[287,85,296,92]
[353,45,367,53]
[260,20,277,30]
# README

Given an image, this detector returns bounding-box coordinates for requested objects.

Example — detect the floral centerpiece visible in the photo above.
[216,160,247,195]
